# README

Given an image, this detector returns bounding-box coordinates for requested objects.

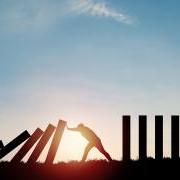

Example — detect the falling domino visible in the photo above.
[0,131,30,160]
[45,120,66,164]
[11,128,43,163]
[27,124,55,164]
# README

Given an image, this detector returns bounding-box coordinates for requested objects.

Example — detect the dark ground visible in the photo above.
[0,158,179,180]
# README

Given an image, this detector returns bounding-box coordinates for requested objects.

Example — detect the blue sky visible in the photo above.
[0,0,180,162]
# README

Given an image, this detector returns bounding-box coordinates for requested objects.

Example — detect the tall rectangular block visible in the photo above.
[123,115,131,161]
[0,131,30,159]
[11,128,43,163]
[0,140,4,150]
[45,120,66,164]
[155,115,163,160]
[171,115,179,160]
[139,115,147,160]
[27,124,55,164]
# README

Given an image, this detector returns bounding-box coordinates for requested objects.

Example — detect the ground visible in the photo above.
[0,158,179,180]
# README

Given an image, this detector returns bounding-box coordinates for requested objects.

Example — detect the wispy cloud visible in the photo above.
[0,0,135,33]
[68,0,134,25]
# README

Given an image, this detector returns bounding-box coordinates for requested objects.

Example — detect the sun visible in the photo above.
[55,130,88,162]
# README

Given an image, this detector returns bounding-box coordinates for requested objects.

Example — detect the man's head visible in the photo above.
[77,123,84,129]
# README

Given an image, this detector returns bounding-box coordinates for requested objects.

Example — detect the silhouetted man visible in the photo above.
[67,123,112,162]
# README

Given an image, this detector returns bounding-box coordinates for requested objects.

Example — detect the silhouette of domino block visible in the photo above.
[123,115,130,161]
[0,131,30,159]
[11,128,43,163]
[155,115,163,160]
[45,120,66,164]
[171,115,179,160]
[0,140,4,150]
[139,115,147,160]
[27,124,55,164]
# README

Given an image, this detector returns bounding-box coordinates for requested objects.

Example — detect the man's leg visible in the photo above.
[96,141,112,161]
[81,143,93,162]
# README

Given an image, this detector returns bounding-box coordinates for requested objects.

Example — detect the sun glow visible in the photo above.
[55,130,88,162]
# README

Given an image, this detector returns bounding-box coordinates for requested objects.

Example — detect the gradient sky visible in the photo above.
[0,0,180,162]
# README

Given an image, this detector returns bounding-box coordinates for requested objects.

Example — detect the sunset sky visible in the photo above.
[0,0,180,162]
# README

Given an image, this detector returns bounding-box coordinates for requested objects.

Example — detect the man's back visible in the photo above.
[79,126,101,144]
